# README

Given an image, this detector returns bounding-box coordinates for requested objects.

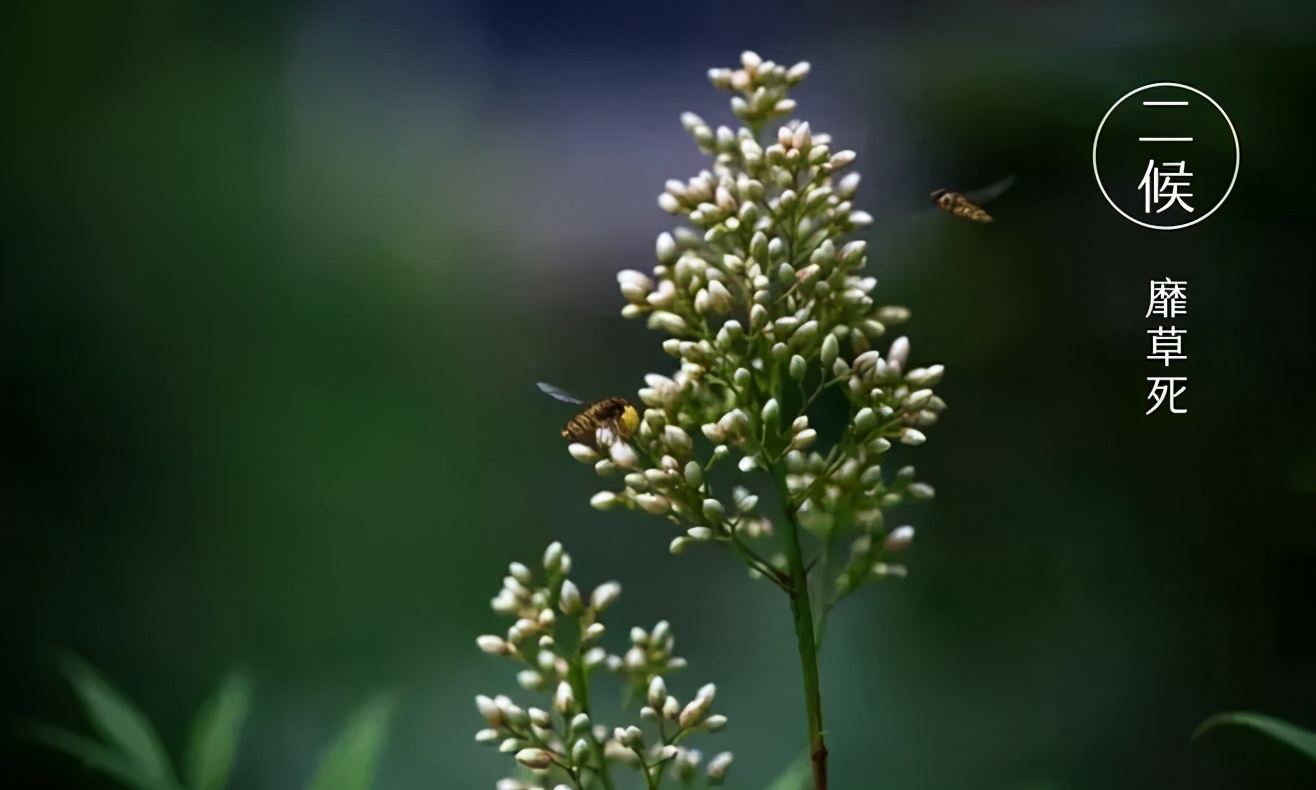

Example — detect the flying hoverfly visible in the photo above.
[929,173,1017,223]
[536,382,640,450]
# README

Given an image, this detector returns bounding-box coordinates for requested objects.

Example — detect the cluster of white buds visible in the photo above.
[570,53,946,605]
[475,543,730,788]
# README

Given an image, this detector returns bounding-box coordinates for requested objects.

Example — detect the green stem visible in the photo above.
[772,464,829,790]
[570,633,615,790]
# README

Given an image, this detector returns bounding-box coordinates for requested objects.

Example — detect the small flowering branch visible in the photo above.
[570,53,948,790]
[475,542,732,790]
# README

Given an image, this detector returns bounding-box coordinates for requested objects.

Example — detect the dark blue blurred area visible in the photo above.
[2,1,1314,789]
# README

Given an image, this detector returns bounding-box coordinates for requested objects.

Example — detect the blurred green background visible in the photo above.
[3,1,1313,789]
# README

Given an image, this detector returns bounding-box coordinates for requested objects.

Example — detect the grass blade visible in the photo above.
[1193,711,1316,762]
[57,652,176,787]
[763,748,811,790]
[305,693,396,790]
[184,670,254,790]
[20,720,169,790]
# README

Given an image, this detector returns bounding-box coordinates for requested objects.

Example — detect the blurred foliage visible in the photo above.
[20,655,392,790]
[2,0,1313,789]
[1194,712,1316,764]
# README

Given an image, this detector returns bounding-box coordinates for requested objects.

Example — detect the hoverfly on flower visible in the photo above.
[536,382,640,451]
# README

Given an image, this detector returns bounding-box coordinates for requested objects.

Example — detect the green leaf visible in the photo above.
[305,694,396,790]
[1193,711,1316,762]
[184,670,254,790]
[57,652,177,787]
[763,748,811,790]
[19,720,172,790]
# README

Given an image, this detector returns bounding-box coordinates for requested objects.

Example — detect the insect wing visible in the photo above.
[961,173,1017,206]
[536,382,586,405]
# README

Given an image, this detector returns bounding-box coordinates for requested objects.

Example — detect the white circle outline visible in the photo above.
[1091,82,1239,231]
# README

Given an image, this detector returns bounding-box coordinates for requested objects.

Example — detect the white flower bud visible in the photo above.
[703,714,728,731]
[792,122,812,150]
[570,713,592,734]
[701,422,727,442]
[617,269,653,302]
[837,171,861,198]
[717,409,749,439]
[680,111,707,132]
[694,288,712,314]
[515,748,553,770]
[789,354,806,380]
[749,303,769,332]
[884,525,914,552]
[707,751,733,783]
[904,388,934,410]
[733,490,759,512]
[854,407,877,435]
[477,635,508,656]
[543,542,564,572]
[634,493,671,515]
[664,424,693,454]
[821,332,839,366]
[790,429,817,450]
[649,311,688,335]
[648,676,668,709]
[853,350,880,378]
[608,440,639,468]
[877,305,911,325]
[590,491,619,511]
[907,482,936,500]
[658,192,682,213]
[830,149,857,168]
[655,232,679,264]
[476,695,503,727]
[559,579,583,615]
[697,683,716,703]
[684,460,703,487]
[515,670,544,691]
[590,582,622,611]
[900,427,927,446]
[528,707,553,729]
[554,680,575,713]
[907,364,945,387]
[706,279,732,312]
[888,336,910,371]
[662,695,681,720]
[687,526,713,541]
[840,240,867,266]
[568,443,599,463]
